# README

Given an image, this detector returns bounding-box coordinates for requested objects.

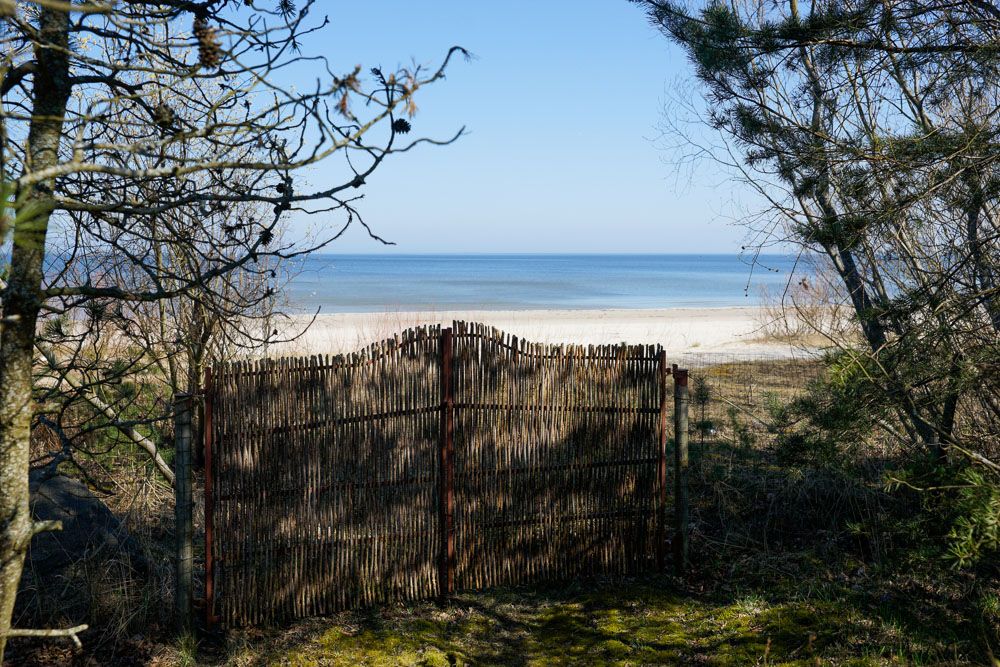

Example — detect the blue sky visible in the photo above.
[284,1,745,253]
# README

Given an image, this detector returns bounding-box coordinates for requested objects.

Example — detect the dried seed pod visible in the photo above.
[152,102,175,129]
[193,18,222,69]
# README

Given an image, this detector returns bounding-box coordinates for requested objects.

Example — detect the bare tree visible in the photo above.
[0,0,465,656]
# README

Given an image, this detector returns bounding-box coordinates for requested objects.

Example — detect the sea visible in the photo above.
[283,253,805,314]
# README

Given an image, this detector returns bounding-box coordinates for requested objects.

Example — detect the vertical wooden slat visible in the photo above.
[208,324,673,625]
[203,366,215,628]
[673,366,690,575]
[439,327,455,599]
[657,351,667,571]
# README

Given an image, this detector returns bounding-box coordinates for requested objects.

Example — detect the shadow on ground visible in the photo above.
[205,569,973,666]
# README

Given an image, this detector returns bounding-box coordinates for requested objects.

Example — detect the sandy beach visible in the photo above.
[267,307,815,359]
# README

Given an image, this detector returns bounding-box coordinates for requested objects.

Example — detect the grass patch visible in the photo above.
[16,354,993,666]
[197,569,976,666]
[179,355,990,666]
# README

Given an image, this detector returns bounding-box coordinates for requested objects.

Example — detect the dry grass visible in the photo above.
[753,261,859,351]
[10,451,177,665]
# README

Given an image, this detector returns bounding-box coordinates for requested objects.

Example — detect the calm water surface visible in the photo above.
[284,254,804,313]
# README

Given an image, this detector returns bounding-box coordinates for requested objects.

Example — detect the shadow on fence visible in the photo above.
[205,322,673,625]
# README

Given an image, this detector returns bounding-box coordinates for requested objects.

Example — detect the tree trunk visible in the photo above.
[965,186,1000,330]
[0,7,71,660]
[173,397,193,632]
[190,337,207,470]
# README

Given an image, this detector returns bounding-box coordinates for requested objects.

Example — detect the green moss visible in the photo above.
[597,639,630,658]
[225,574,976,666]
[419,647,451,666]
[593,609,628,634]
[300,627,434,666]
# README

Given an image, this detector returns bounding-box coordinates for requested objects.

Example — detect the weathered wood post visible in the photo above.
[657,350,668,571]
[439,328,455,599]
[673,365,690,575]
[202,367,216,629]
[173,393,194,632]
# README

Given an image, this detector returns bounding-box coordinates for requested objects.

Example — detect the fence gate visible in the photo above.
[204,322,670,625]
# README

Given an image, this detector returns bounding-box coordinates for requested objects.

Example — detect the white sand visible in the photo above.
[266,307,814,359]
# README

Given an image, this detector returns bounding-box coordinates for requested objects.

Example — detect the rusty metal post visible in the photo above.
[439,328,455,599]
[657,350,668,571]
[173,393,194,632]
[673,366,690,575]
[203,367,216,629]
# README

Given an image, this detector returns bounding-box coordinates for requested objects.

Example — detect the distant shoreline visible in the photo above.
[266,306,820,359]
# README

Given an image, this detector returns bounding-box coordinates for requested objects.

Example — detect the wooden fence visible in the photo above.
[204,322,676,625]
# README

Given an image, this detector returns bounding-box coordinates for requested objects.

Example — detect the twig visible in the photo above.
[34,341,175,486]
[5,624,89,649]
[884,477,976,493]
[710,390,775,430]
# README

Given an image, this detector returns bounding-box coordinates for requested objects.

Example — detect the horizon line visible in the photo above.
[300,251,794,256]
